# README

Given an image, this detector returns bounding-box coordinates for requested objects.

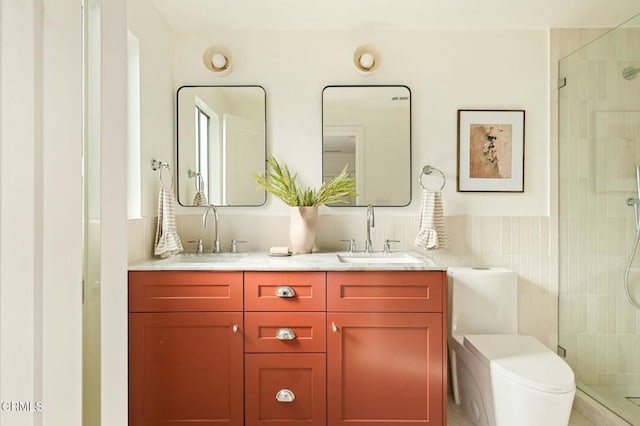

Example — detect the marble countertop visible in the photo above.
[128,251,446,272]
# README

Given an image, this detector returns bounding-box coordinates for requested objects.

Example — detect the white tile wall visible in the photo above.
[554,26,640,388]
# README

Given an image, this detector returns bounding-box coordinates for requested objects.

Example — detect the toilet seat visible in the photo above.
[462,334,575,394]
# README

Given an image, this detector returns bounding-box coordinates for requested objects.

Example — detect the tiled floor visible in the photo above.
[447,394,596,426]
[584,385,640,425]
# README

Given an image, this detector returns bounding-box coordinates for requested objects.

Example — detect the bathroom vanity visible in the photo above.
[128,252,447,426]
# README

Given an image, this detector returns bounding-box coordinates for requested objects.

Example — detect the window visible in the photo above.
[126,30,141,218]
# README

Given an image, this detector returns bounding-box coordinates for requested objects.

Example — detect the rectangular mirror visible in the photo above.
[177,85,266,207]
[322,85,411,207]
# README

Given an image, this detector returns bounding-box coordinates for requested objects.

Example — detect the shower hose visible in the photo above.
[624,198,640,310]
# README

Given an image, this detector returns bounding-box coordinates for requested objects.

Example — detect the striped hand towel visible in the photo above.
[193,191,207,206]
[154,186,184,258]
[414,188,450,250]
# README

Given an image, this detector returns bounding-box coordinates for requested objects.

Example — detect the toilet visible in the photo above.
[447,267,576,426]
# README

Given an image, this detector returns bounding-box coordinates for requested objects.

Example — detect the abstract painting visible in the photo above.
[457,110,525,192]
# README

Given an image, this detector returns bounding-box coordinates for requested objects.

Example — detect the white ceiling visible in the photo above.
[151,0,639,31]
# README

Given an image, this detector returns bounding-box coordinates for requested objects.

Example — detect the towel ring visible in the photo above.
[420,165,446,191]
[152,159,173,189]
[159,165,173,189]
[195,174,205,192]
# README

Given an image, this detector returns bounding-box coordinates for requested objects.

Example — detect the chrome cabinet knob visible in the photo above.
[275,327,296,340]
[275,388,295,403]
[275,285,296,298]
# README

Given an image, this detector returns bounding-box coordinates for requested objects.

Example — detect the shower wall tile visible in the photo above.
[553,27,640,387]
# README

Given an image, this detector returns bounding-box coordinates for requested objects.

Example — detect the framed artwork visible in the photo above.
[457,109,525,192]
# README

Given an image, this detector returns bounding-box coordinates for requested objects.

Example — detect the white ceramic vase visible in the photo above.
[289,206,318,254]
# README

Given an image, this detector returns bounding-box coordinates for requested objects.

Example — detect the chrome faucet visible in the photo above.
[202,204,221,253]
[365,204,375,253]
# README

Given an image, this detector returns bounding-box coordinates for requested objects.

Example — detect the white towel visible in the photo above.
[154,186,183,258]
[414,188,450,250]
[193,191,207,206]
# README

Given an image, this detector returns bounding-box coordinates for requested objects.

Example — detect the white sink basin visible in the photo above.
[336,252,423,264]
[164,253,248,263]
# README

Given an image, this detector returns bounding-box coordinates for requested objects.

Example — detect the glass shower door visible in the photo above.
[558,14,640,425]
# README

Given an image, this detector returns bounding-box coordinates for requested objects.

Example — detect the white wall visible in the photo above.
[101,0,129,424]
[128,0,174,218]
[0,0,83,425]
[169,28,549,217]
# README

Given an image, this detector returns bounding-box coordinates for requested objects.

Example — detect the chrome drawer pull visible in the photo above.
[331,322,338,333]
[232,324,239,333]
[275,285,296,298]
[275,327,296,340]
[275,388,295,403]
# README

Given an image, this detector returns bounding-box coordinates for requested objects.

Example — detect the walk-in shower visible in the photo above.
[559,13,640,425]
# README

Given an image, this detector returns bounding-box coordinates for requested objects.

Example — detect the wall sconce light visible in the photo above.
[203,46,232,76]
[353,45,379,75]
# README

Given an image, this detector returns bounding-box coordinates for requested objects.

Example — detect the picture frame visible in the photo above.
[457,109,525,192]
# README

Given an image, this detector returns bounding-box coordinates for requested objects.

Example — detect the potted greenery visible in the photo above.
[254,155,357,253]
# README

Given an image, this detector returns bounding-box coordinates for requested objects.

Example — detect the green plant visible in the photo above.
[253,155,357,206]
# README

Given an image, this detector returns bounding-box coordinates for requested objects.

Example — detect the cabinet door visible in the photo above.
[129,312,243,426]
[327,313,443,426]
[245,353,326,426]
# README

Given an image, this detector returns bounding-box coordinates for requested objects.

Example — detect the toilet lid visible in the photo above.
[463,335,575,394]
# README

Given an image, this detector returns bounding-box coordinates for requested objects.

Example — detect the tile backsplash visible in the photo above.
[128,213,557,349]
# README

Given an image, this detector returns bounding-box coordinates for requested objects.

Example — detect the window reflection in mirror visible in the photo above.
[177,85,266,207]
[322,85,411,207]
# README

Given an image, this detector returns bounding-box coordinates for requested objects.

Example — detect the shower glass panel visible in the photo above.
[559,14,640,425]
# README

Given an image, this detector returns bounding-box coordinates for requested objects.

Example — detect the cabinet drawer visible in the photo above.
[245,312,326,353]
[244,272,325,311]
[327,271,444,312]
[129,271,243,312]
[245,353,326,426]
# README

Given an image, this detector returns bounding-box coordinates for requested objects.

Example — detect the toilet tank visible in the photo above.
[447,267,518,338]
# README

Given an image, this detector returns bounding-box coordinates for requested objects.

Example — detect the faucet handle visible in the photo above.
[229,239,247,253]
[383,239,400,254]
[188,239,204,254]
[340,239,357,254]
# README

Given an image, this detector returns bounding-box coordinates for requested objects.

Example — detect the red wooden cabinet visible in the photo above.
[327,271,447,426]
[245,353,326,426]
[327,271,443,312]
[244,271,326,311]
[129,269,447,426]
[129,271,243,312]
[128,271,244,426]
[244,312,326,353]
[327,312,443,425]
[244,271,327,425]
